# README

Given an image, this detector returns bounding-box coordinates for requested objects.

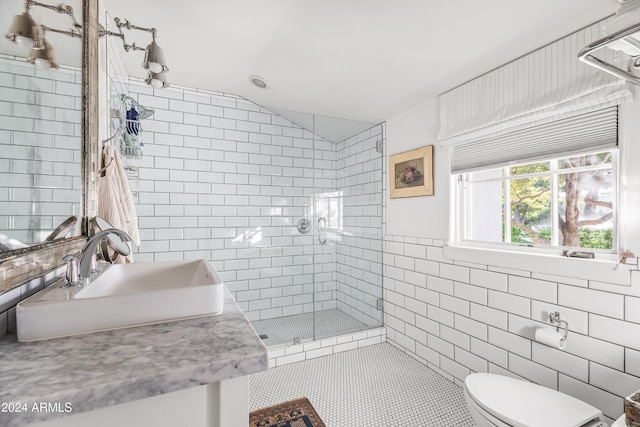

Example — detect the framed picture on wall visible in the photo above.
[389,145,434,198]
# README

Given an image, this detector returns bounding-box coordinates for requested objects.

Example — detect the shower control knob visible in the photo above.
[297,218,311,234]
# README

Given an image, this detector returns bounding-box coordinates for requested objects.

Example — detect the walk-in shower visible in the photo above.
[243,113,385,348]
[104,30,384,349]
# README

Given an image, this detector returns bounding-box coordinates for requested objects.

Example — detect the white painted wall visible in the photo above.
[384,98,450,240]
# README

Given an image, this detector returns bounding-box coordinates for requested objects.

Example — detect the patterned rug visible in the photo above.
[249,397,326,427]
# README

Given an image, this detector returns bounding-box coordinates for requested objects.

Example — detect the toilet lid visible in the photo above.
[465,373,603,427]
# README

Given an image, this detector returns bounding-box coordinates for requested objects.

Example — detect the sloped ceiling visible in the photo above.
[103,1,616,128]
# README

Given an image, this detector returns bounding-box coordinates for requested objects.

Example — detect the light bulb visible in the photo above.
[145,70,168,89]
[34,57,51,68]
[150,78,163,88]
[147,62,163,73]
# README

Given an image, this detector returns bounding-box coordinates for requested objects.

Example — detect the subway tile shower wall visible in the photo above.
[0,57,82,245]
[124,82,384,322]
[383,234,640,422]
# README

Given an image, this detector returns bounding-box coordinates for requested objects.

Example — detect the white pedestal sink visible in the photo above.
[17,259,225,342]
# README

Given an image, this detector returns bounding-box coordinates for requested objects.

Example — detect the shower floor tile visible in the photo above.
[249,342,476,426]
[251,309,369,347]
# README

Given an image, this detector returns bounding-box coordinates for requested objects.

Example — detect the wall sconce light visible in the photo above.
[142,36,168,74]
[5,7,40,48]
[5,0,81,69]
[103,18,170,89]
[5,1,171,84]
[145,70,169,89]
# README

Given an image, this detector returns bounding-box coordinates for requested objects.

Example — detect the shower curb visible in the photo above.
[267,327,386,368]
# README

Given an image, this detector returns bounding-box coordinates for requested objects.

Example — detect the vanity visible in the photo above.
[0,288,268,427]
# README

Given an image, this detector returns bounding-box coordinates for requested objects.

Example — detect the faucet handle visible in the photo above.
[90,252,99,274]
[63,254,79,286]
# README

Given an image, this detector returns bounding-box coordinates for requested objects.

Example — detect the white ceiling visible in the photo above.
[6,1,618,130]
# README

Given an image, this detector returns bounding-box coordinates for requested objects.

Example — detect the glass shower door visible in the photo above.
[250,111,383,348]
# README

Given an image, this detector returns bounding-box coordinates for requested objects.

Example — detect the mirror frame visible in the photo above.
[0,0,98,296]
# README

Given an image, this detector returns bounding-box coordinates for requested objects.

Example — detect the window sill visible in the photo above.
[443,245,632,286]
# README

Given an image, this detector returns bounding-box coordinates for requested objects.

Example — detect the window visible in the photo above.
[456,150,616,252]
[315,191,343,243]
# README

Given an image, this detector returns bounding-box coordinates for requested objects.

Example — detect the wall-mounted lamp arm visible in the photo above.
[124,42,145,52]
[41,24,81,39]
[101,29,124,40]
[24,0,81,29]
[100,29,143,52]
[107,18,147,52]
[104,16,169,88]
[113,17,156,37]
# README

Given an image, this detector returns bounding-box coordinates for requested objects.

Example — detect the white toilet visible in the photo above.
[464,373,626,427]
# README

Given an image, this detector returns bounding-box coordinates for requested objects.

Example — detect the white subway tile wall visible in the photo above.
[383,234,640,420]
[124,81,384,323]
[0,58,81,245]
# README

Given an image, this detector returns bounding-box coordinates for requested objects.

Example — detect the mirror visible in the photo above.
[0,0,84,254]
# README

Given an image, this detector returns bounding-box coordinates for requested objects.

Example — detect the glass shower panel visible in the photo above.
[310,120,339,342]
[312,118,384,342]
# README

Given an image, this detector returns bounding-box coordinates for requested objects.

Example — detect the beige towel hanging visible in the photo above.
[98,145,141,262]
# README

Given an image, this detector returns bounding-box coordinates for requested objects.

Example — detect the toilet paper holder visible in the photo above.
[549,312,569,342]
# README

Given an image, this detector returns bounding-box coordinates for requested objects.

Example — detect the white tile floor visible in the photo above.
[249,342,476,426]
[251,309,370,347]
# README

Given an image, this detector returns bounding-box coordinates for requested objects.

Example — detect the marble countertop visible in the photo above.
[0,288,268,427]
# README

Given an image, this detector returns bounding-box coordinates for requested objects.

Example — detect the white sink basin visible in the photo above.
[16,259,224,342]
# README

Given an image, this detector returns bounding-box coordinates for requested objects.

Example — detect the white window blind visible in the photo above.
[452,106,618,172]
[438,20,632,153]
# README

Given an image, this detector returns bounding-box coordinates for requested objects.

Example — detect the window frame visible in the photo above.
[453,149,619,259]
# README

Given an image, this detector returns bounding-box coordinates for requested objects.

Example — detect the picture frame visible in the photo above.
[389,145,434,198]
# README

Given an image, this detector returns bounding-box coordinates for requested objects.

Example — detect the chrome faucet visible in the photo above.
[77,229,132,281]
[63,254,79,286]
